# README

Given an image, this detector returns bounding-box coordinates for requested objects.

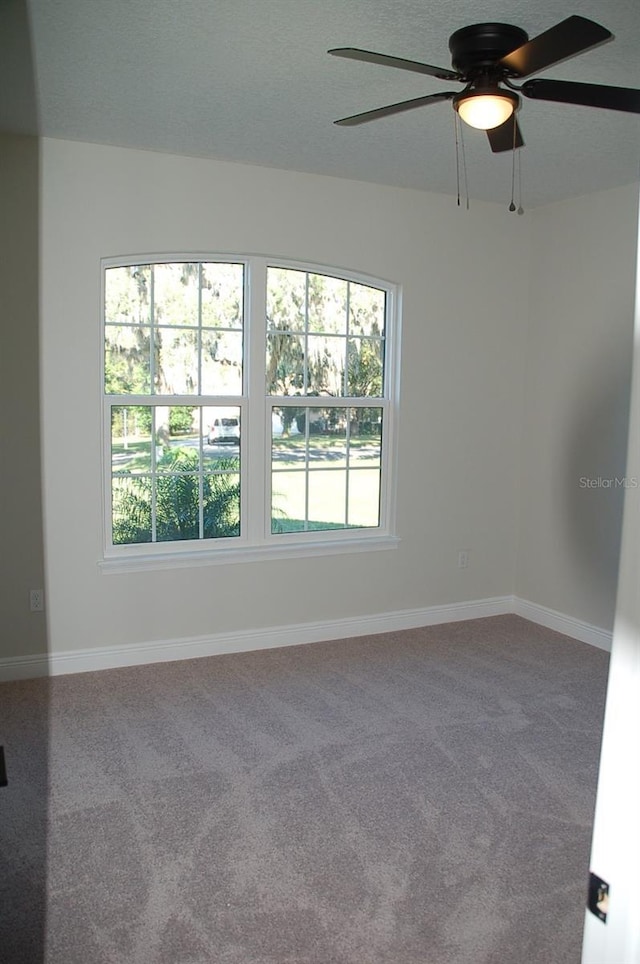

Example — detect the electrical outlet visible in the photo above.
[457,551,470,569]
[29,589,44,613]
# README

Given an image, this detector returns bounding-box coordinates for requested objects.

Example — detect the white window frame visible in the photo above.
[100,254,401,573]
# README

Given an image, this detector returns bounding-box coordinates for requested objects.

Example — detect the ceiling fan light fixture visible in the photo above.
[454,89,519,129]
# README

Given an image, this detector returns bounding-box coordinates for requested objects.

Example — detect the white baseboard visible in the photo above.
[0,653,52,682]
[0,595,511,680]
[512,597,613,652]
[0,593,611,681]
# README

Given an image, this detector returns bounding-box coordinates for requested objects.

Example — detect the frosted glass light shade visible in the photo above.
[455,93,516,130]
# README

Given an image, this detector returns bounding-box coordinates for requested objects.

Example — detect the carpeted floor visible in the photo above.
[0,615,609,964]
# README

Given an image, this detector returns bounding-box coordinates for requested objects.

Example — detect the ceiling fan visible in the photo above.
[329,15,640,152]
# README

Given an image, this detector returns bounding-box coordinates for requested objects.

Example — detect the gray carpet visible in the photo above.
[0,615,609,964]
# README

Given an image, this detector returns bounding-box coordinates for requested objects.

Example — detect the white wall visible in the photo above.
[518,183,640,633]
[39,138,528,659]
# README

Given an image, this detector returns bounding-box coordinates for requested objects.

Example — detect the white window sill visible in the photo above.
[99,533,400,574]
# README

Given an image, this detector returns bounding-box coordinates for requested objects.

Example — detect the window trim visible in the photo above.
[100,253,401,572]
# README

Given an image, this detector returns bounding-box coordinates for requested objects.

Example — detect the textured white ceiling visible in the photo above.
[2,0,640,206]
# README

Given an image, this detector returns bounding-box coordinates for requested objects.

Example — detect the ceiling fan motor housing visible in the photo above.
[448,23,528,77]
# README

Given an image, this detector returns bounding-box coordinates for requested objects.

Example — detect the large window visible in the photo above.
[102,257,399,568]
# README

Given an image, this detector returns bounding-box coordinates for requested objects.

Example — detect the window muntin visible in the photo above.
[265,268,385,398]
[105,262,244,397]
[270,406,382,533]
[110,405,241,545]
[103,257,398,561]
[266,267,386,538]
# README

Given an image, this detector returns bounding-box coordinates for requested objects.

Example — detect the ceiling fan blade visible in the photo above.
[522,79,640,114]
[499,16,612,78]
[486,117,524,153]
[334,92,456,126]
[328,47,459,81]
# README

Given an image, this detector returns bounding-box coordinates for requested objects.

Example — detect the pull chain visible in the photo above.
[517,147,524,215]
[509,115,517,212]
[460,115,470,210]
[454,113,470,210]
[454,112,461,207]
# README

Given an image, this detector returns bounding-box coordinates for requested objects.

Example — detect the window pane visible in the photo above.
[348,470,381,527]
[202,409,242,535]
[271,470,306,533]
[111,406,152,473]
[272,443,304,474]
[155,473,201,542]
[201,330,243,395]
[166,405,197,440]
[203,471,241,539]
[155,430,201,475]
[105,265,151,326]
[304,408,347,464]
[308,470,347,528]
[111,408,241,545]
[202,406,241,457]
[201,263,243,329]
[155,448,240,542]
[267,267,306,331]
[112,476,152,544]
[155,328,198,395]
[271,406,305,464]
[266,332,304,395]
[270,404,383,534]
[307,335,346,396]
[155,443,199,475]
[152,406,200,466]
[308,274,347,334]
[105,325,151,394]
[347,338,384,397]
[153,263,199,327]
[349,409,382,467]
[349,283,386,337]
